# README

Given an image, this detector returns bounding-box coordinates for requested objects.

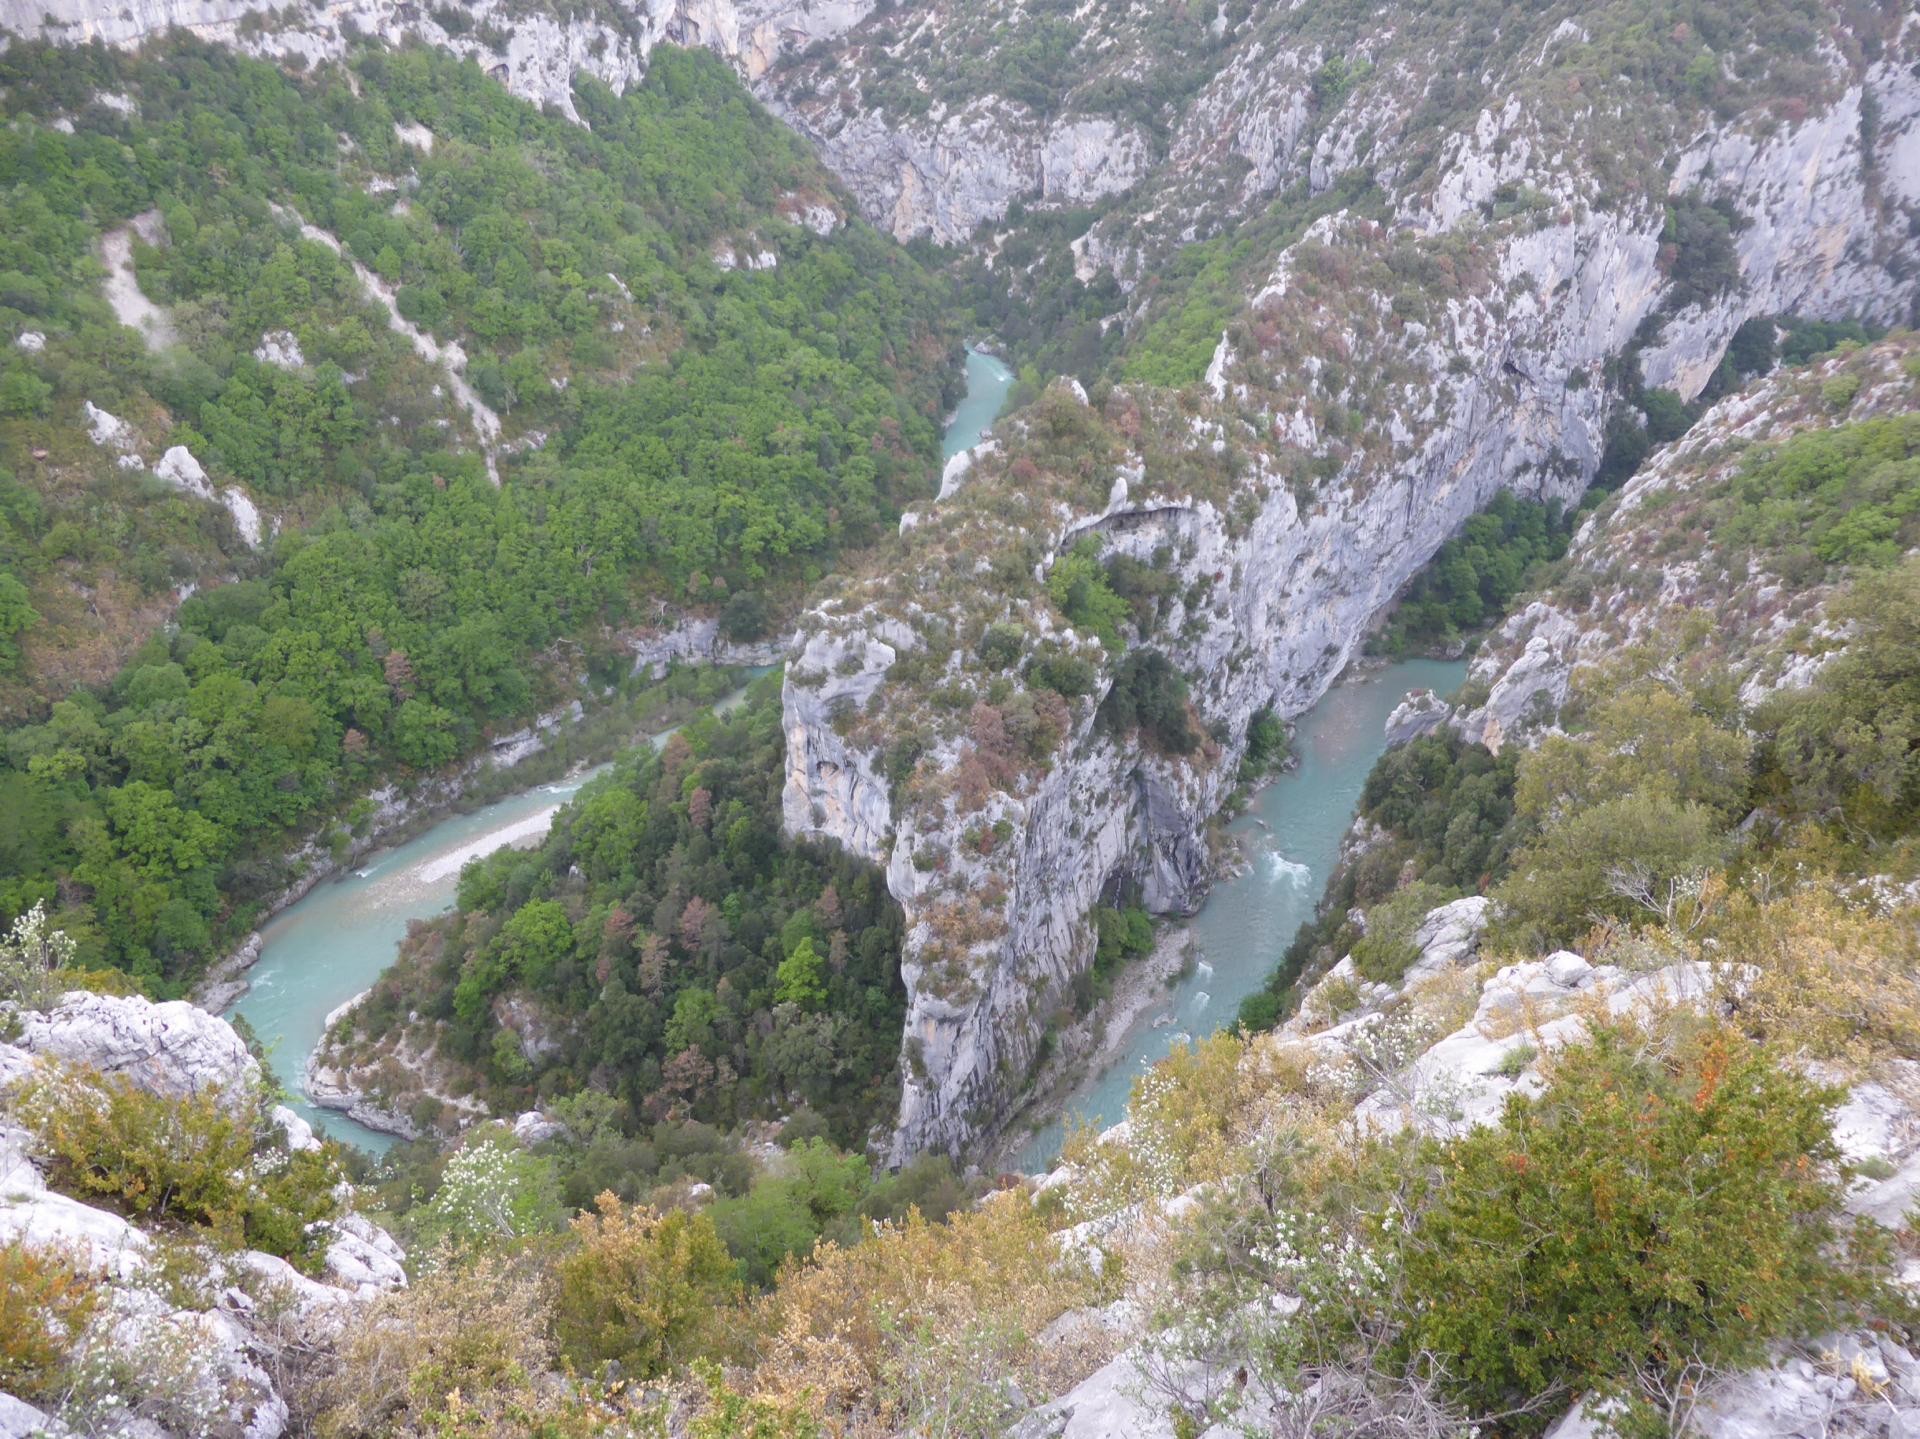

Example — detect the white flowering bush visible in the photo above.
[1060,1032,1251,1224]
[37,1293,233,1439]
[416,1137,562,1249]
[1134,1171,1473,1439]
[0,900,76,1013]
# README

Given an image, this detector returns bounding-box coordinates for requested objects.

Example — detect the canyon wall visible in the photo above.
[782,40,1920,1159]
[0,0,871,122]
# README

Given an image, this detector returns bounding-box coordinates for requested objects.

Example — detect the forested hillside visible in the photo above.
[0,39,956,988]
[315,679,913,1148]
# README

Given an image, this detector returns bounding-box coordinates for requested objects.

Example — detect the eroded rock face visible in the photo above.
[626,616,789,679]
[14,992,260,1105]
[773,97,1152,245]
[1456,339,1920,754]
[1,0,871,126]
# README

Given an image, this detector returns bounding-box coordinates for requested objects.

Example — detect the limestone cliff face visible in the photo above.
[0,0,869,123]
[1456,337,1920,756]
[770,97,1152,245]
[783,41,1920,1160]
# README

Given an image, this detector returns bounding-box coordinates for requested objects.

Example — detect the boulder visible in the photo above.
[511,1110,566,1146]
[323,1213,407,1294]
[0,1393,65,1438]
[0,1180,152,1280]
[14,992,260,1105]
[273,1105,322,1153]
[1690,1334,1920,1438]
[251,330,306,369]
[1383,688,1452,746]
[1401,896,1492,982]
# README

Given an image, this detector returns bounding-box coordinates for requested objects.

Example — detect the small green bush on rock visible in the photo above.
[17,1064,341,1270]
[1394,1028,1887,1427]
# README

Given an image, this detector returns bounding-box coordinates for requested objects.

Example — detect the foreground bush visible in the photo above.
[1395,1027,1887,1426]
[305,1249,559,1439]
[0,1241,97,1399]
[752,1197,1107,1436]
[16,1063,340,1268]
[554,1194,740,1379]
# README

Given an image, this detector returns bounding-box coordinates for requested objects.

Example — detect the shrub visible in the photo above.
[1045,538,1130,652]
[306,1249,560,1439]
[552,1194,740,1379]
[1092,904,1153,980]
[1350,881,1457,984]
[1242,706,1290,777]
[751,1199,1102,1434]
[414,1137,563,1249]
[1394,1027,1886,1426]
[1639,386,1694,444]
[1822,373,1862,411]
[1699,880,1920,1068]
[1491,1042,1537,1079]
[16,1064,339,1269]
[0,900,74,1013]
[1723,415,1920,574]
[1514,679,1754,827]
[1098,649,1200,754]
[1660,193,1743,311]
[0,1241,97,1399]
[1492,792,1724,950]
[1760,557,1920,833]
[977,622,1025,671]
[1026,652,1098,697]
[710,1139,870,1289]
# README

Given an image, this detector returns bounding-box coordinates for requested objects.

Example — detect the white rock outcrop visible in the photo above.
[251,329,305,369]
[626,615,789,679]
[0,994,406,1438]
[783,99,1152,244]
[2,0,873,127]
[12,991,259,1104]
[154,444,264,548]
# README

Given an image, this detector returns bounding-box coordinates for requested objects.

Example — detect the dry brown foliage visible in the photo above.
[746,1197,1107,1436]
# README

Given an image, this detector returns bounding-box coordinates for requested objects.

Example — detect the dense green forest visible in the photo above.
[0,40,957,988]
[329,679,909,1148]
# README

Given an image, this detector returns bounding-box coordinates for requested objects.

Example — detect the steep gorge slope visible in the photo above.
[8,0,1920,1168]
[779,7,1920,1158]
[1000,333,1920,1439]
[0,0,873,123]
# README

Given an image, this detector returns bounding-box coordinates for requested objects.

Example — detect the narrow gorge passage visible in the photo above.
[1010,654,1467,1170]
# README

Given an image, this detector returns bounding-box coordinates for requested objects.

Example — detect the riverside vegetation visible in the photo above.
[2,0,1920,1436]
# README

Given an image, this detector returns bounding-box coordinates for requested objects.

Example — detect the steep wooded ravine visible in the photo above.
[8,4,1920,1438]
